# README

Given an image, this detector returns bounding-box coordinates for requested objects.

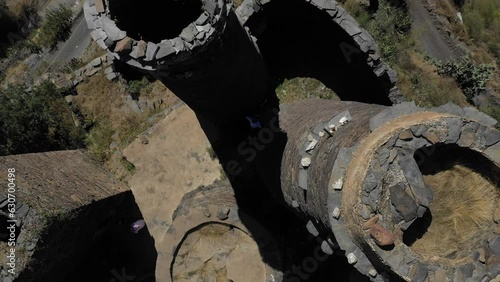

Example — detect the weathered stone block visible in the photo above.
[464,107,498,127]
[145,42,159,61]
[156,40,176,59]
[94,0,105,13]
[114,37,133,53]
[389,183,418,222]
[180,23,198,42]
[101,17,126,41]
[195,11,210,25]
[90,57,102,67]
[130,40,147,59]
[106,72,117,81]
[306,220,319,237]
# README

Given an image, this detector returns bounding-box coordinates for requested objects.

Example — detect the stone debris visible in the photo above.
[321,240,334,255]
[217,206,230,220]
[195,11,210,25]
[84,68,99,77]
[130,40,147,59]
[101,17,126,41]
[306,220,319,237]
[106,72,117,81]
[156,41,176,60]
[90,57,102,67]
[369,223,394,246]
[114,37,133,53]
[180,23,198,42]
[94,0,105,13]
[332,207,341,219]
[347,253,357,264]
[145,42,159,61]
[301,157,311,168]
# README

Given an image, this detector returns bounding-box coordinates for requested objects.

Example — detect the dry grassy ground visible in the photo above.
[74,73,178,178]
[173,224,264,282]
[412,165,499,258]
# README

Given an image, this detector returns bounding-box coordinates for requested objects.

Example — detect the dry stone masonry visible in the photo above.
[84,0,269,121]
[235,0,403,103]
[278,99,500,281]
[82,0,499,281]
[156,181,283,281]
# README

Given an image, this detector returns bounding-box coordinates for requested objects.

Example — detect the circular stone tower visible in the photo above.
[278,99,500,281]
[84,0,268,122]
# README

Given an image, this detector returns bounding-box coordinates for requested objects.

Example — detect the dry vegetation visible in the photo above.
[275,77,340,104]
[434,0,499,92]
[172,223,258,282]
[4,0,37,18]
[74,73,177,178]
[3,60,28,85]
[411,165,499,258]
[340,0,467,107]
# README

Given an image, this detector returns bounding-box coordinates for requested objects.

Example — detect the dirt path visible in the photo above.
[406,0,457,61]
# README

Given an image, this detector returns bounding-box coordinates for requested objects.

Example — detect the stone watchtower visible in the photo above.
[84,0,268,122]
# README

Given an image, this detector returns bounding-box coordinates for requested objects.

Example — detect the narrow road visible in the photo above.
[42,11,91,71]
[406,0,455,61]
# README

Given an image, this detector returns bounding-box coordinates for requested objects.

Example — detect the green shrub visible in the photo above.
[275,77,339,103]
[127,77,152,95]
[434,57,494,100]
[363,2,413,65]
[36,4,73,49]
[0,81,85,155]
[85,119,114,162]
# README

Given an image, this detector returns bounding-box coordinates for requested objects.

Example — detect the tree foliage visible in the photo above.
[37,4,73,49]
[0,81,85,156]
[434,57,494,100]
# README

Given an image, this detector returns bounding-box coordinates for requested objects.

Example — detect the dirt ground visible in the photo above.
[123,105,221,247]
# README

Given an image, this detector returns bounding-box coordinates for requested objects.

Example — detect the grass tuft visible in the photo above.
[410,165,498,258]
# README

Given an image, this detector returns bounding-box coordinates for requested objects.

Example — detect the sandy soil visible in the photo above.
[123,105,221,247]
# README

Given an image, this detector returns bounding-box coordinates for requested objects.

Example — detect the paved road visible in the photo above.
[406,0,455,61]
[39,10,92,74]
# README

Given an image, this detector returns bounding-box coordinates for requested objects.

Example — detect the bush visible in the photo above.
[463,9,485,41]
[36,4,73,49]
[275,77,339,103]
[85,119,114,162]
[482,106,500,129]
[0,81,85,155]
[127,77,152,96]
[362,1,413,65]
[434,57,494,100]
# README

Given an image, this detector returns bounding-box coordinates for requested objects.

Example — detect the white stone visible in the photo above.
[305,139,318,152]
[333,178,343,190]
[301,157,311,168]
[332,207,340,219]
[347,253,357,264]
[339,116,349,125]
[369,269,377,277]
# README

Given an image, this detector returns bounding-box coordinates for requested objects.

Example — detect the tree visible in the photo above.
[37,4,73,49]
[0,81,84,155]
[434,57,494,100]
